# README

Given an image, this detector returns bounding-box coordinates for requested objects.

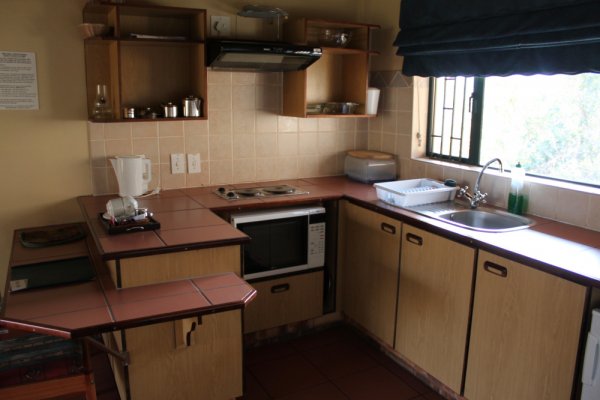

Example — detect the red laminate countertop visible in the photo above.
[1,266,256,339]
[313,176,600,288]
[77,176,600,287]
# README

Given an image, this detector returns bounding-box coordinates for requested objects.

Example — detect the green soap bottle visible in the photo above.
[507,162,526,215]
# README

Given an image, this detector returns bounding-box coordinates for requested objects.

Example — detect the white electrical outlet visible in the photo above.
[170,153,186,174]
[187,153,201,173]
[211,16,231,37]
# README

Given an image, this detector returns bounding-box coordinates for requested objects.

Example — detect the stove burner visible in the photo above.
[214,185,308,200]
[236,188,262,197]
[262,185,295,194]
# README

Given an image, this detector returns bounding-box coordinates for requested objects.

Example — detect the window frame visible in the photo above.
[426,75,600,188]
[426,76,484,166]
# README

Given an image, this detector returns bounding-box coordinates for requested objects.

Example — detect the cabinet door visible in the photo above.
[395,225,475,393]
[465,251,586,400]
[125,311,242,400]
[341,201,401,346]
[243,271,324,333]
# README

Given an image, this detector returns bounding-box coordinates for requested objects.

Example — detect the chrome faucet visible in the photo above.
[458,158,503,208]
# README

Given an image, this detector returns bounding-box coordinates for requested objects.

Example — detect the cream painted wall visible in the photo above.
[0,0,91,291]
[0,0,372,294]
[363,0,403,71]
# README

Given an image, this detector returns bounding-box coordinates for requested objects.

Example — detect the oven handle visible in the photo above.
[271,283,290,293]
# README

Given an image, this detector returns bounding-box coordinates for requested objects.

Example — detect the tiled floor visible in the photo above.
[85,324,444,400]
[241,325,444,400]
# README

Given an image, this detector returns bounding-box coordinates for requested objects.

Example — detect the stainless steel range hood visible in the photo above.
[206,40,322,72]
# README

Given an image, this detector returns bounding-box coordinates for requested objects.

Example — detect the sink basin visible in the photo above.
[437,209,534,232]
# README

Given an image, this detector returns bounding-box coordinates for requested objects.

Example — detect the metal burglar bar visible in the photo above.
[427,77,479,164]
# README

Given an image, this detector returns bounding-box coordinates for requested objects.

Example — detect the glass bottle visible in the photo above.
[92,84,113,121]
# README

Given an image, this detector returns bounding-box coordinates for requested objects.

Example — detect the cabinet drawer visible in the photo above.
[244,271,323,333]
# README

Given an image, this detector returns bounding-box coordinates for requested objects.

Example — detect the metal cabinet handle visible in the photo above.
[484,261,508,277]
[271,283,290,293]
[381,222,396,235]
[406,232,423,246]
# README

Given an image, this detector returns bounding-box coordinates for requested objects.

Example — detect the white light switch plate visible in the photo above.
[171,153,186,174]
[187,153,201,173]
[211,16,231,37]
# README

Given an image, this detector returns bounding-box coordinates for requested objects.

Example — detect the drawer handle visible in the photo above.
[484,261,508,277]
[271,283,290,293]
[406,233,423,246]
[381,222,396,235]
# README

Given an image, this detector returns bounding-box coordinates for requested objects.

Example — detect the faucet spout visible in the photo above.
[474,158,503,195]
[458,157,503,208]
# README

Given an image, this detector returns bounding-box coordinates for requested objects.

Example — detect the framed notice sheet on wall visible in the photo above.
[0,51,39,110]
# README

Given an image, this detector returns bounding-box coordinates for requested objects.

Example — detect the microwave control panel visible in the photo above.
[308,221,326,267]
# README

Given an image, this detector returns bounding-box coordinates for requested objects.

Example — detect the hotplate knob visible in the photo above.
[217,187,226,193]
[226,191,236,198]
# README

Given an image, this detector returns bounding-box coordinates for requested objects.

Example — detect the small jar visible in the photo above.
[163,102,178,118]
[122,107,136,119]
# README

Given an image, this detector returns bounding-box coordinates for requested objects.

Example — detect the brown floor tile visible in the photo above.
[371,352,432,394]
[333,366,420,400]
[248,354,327,398]
[277,382,349,400]
[245,341,298,366]
[421,390,446,400]
[239,371,270,400]
[303,336,379,379]
[290,325,361,352]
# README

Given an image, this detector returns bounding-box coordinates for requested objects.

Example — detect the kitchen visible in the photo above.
[2,0,600,399]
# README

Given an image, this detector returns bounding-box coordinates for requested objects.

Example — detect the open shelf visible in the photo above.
[282,18,379,118]
[83,3,207,121]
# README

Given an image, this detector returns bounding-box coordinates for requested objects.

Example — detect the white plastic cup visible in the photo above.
[366,87,381,115]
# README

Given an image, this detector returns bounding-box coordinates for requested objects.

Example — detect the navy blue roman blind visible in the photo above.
[394,0,600,77]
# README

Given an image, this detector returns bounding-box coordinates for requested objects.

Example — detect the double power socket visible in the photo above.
[171,153,201,174]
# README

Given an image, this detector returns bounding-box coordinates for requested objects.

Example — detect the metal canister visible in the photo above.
[163,102,178,118]
[122,107,136,119]
[183,96,202,117]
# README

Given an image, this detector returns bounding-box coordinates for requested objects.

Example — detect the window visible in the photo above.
[427,73,600,187]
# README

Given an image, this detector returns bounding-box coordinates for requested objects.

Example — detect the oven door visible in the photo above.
[236,215,309,280]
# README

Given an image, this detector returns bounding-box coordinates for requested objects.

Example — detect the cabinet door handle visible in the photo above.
[406,233,423,246]
[381,222,396,235]
[271,283,290,293]
[484,261,508,277]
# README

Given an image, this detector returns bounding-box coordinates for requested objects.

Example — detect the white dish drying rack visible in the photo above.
[374,179,458,207]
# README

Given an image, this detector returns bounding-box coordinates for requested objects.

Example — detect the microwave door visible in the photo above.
[240,221,270,276]
[239,216,308,278]
[270,218,308,268]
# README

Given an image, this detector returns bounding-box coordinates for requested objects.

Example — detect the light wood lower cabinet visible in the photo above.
[395,225,475,393]
[341,201,401,346]
[244,270,324,333]
[110,311,242,400]
[464,251,587,400]
[106,245,243,400]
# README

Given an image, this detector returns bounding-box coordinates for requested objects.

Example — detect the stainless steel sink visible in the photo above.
[437,209,534,232]
[404,202,534,232]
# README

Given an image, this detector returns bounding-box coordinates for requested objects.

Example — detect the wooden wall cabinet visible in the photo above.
[464,251,587,400]
[83,3,207,121]
[340,201,401,346]
[283,19,378,118]
[243,270,324,333]
[394,225,475,393]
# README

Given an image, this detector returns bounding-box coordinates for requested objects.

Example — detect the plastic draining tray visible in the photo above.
[374,179,458,207]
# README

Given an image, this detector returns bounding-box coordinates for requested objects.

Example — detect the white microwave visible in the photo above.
[231,206,326,280]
